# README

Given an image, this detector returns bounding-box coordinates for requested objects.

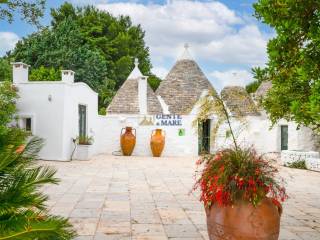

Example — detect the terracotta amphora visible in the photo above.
[206,198,282,240]
[120,127,136,156]
[150,129,165,157]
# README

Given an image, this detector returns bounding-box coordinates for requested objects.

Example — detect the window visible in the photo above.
[280,125,288,150]
[78,104,87,137]
[25,118,32,132]
[20,117,33,134]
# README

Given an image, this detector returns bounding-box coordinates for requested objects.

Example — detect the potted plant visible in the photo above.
[193,91,287,240]
[74,135,94,161]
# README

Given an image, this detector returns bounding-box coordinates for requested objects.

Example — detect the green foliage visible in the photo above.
[8,2,158,110]
[0,82,17,130]
[77,135,93,145]
[285,160,308,170]
[29,66,60,81]
[0,0,45,25]
[11,18,108,92]
[194,90,247,150]
[0,137,76,239]
[194,148,287,208]
[50,3,152,88]
[245,67,269,94]
[148,75,162,91]
[245,80,260,94]
[0,59,12,82]
[0,82,75,239]
[253,0,320,132]
[0,81,26,150]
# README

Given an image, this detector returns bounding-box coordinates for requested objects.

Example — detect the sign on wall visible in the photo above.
[155,114,183,126]
[178,129,185,136]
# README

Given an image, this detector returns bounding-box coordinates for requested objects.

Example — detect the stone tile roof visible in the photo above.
[255,81,272,99]
[221,86,260,116]
[156,59,214,114]
[107,77,162,114]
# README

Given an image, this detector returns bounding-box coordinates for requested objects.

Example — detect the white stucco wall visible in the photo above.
[15,81,100,161]
[13,73,318,160]
[95,114,199,157]
[210,114,317,154]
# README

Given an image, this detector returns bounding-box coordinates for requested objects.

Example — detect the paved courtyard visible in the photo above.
[42,155,320,240]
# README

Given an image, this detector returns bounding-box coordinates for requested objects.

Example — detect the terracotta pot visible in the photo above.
[206,198,282,240]
[120,127,136,156]
[150,129,165,157]
[15,145,25,154]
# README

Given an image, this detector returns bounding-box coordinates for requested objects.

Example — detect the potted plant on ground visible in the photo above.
[74,135,94,161]
[193,90,287,240]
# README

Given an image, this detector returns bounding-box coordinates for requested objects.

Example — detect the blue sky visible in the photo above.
[0,0,272,91]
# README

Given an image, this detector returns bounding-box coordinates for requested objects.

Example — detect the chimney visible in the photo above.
[11,62,30,83]
[61,70,75,83]
[138,76,148,115]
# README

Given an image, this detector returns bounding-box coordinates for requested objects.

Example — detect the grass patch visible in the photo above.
[285,160,308,170]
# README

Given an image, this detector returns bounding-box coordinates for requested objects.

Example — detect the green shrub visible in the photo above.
[285,160,308,170]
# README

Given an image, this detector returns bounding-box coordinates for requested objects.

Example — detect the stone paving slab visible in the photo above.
[41,155,320,240]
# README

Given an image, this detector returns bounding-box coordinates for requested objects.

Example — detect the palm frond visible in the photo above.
[0,210,76,240]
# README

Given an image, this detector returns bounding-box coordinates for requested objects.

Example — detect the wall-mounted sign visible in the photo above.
[178,129,185,136]
[155,114,183,126]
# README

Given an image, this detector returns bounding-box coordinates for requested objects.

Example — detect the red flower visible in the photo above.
[272,198,281,207]
[214,153,222,161]
[195,159,202,165]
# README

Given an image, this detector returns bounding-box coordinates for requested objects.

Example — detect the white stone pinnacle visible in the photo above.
[179,43,193,60]
[128,58,143,79]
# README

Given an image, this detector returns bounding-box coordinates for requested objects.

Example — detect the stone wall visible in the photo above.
[281,150,320,171]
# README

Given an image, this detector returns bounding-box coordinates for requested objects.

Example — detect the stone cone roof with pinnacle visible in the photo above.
[221,86,260,116]
[107,59,162,114]
[156,44,214,114]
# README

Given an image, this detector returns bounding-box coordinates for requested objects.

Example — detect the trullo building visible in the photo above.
[10,45,319,167]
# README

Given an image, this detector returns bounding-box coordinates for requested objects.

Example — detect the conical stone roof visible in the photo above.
[221,86,260,116]
[156,46,214,114]
[107,60,162,115]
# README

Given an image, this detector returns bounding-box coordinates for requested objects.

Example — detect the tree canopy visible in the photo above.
[7,2,160,110]
[253,0,320,132]
[0,0,45,25]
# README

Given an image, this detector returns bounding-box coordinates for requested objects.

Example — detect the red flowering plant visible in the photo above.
[193,90,287,208]
[193,148,287,208]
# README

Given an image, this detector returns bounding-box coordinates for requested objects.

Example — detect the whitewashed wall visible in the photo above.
[15,82,66,160]
[15,81,99,161]
[94,114,199,157]
[212,115,317,154]
[14,70,318,160]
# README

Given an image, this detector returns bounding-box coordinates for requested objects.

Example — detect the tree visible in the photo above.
[8,2,160,110]
[0,82,76,239]
[245,81,260,94]
[0,0,45,25]
[0,58,11,82]
[0,82,20,146]
[148,75,162,91]
[245,67,268,94]
[29,66,60,81]
[253,0,320,132]
[50,3,153,88]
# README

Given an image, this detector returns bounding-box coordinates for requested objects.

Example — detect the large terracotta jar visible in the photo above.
[150,129,165,157]
[206,198,282,240]
[120,127,136,156]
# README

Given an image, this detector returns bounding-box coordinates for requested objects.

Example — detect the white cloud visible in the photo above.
[152,66,168,79]
[209,69,253,92]
[97,1,269,65]
[0,32,20,56]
